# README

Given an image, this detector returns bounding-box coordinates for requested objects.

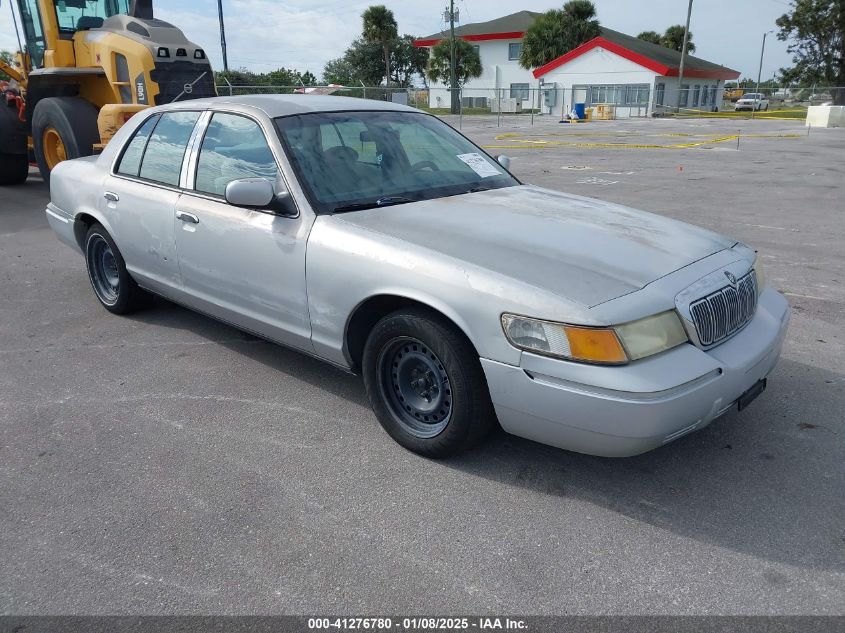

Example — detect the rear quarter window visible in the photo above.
[115,114,159,177]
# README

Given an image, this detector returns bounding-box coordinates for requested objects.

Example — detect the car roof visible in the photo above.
[153,94,418,118]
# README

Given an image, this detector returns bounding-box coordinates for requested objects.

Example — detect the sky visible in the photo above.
[1,0,796,82]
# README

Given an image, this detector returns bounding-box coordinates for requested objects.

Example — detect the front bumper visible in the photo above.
[481,287,790,457]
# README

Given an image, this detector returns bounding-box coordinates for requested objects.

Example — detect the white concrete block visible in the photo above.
[806,105,845,128]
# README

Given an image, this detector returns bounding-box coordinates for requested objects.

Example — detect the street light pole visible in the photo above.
[217,0,229,72]
[449,0,458,114]
[675,0,694,112]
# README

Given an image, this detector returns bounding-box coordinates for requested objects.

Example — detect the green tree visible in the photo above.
[362,5,398,88]
[214,67,316,90]
[776,0,845,104]
[661,25,696,53]
[323,57,357,85]
[344,37,389,86]
[519,1,601,69]
[636,31,662,45]
[426,38,482,89]
[391,35,429,87]
[1,50,18,82]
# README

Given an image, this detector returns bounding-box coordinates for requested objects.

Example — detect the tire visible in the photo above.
[84,223,150,314]
[0,153,28,185]
[32,97,100,183]
[362,307,495,457]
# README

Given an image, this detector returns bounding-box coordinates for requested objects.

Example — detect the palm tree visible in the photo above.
[519,1,601,69]
[662,25,696,54]
[362,5,398,89]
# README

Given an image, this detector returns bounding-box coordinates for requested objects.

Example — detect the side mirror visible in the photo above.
[359,131,374,143]
[496,155,511,170]
[225,178,275,208]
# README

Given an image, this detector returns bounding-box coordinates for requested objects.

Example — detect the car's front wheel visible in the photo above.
[362,308,495,457]
[84,223,150,314]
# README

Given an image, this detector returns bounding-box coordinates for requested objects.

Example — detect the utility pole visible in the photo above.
[217,0,229,72]
[675,0,693,112]
[756,31,772,94]
[449,0,458,114]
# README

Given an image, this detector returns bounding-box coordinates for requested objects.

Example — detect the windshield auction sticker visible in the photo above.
[457,153,501,178]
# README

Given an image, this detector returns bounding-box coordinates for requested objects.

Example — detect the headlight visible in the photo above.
[502,311,689,364]
[614,310,689,361]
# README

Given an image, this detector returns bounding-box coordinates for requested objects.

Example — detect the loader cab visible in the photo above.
[16,1,140,69]
[52,0,132,37]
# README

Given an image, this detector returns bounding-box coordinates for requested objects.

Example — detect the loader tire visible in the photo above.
[32,97,100,184]
[0,153,29,185]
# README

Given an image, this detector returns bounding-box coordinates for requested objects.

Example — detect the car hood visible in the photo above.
[334,185,735,307]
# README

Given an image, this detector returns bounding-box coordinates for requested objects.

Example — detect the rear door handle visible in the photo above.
[176,210,199,224]
[103,191,119,202]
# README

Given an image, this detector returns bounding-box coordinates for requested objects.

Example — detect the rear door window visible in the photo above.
[138,111,200,186]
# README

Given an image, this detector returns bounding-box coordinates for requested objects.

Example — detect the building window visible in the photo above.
[508,42,522,61]
[625,85,650,105]
[700,85,709,106]
[692,84,701,107]
[586,84,649,106]
[510,83,529,101]
[472,44,480,55]
[680,84,690,107]
[656,83,666,106]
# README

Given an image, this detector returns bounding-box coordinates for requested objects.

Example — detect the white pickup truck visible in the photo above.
[735,93,770,112]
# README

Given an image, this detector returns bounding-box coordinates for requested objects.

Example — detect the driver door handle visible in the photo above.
[176,210,199,224]
[103,192,119,202]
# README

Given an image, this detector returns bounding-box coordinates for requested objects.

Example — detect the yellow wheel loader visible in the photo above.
[1,0,215,185]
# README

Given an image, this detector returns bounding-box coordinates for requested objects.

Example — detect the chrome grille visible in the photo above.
[690,271,758,346]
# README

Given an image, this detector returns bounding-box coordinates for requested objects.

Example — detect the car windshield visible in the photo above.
[274,110,519,214]
[744,94,761,99]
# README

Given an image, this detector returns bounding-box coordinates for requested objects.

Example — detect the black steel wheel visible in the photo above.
[377,336,453,439]
[86,233,120,305]
[362,307,495,457]
[84,224,150,314]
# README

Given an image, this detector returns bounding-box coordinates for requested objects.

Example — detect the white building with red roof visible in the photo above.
[414,10,740,117]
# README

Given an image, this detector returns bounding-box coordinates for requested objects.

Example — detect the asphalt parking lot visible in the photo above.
[1,115,843,615]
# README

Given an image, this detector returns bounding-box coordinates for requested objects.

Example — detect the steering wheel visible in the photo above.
[324,146,359,163]
[410,160,440,172]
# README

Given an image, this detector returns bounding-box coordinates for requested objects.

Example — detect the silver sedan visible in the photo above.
[45,95,790,457]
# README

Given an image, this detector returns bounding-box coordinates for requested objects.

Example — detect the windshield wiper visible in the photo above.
[465,186,490,193]
[331,196,415,214]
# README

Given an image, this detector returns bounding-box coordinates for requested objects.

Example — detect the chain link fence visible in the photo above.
[214,83,844,129]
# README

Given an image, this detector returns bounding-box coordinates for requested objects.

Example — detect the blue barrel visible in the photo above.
[574,103,586,119]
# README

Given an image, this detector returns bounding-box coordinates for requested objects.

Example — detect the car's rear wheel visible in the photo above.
[84,223,150,314]
[362,308,495,457]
